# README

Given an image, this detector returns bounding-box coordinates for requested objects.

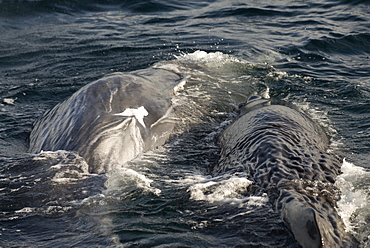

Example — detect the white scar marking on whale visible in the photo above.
[114,106,148,128]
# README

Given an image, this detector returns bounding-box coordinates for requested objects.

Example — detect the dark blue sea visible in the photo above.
[1,0,370,247]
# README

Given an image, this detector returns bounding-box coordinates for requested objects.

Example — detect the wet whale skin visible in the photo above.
[216,99,355,248]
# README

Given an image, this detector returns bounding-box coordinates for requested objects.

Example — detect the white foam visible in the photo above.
[188,174,254,204]
[105,168,161,196]
[340,158,367,175]
[261,87,271,99]
[15,207,34,214]
[173,79,187,95]
[115,106,148,128]
[31,150,91,183]
[2,97,17,105]
[175,50,249,68]
[335,159,369,233]
[44,205,73,215]
[51,168,89,183]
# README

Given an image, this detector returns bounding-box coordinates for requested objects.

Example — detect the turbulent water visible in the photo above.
[1,0,370,247]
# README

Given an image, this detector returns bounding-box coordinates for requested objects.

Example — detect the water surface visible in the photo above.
[1,0,370,247]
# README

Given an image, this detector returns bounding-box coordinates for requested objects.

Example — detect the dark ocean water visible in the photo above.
[1,0,370,247]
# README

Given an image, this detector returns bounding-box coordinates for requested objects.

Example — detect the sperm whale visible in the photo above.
[29,67,182,174]
[215,96,355,248]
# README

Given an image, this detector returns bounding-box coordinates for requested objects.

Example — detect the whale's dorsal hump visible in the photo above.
[247,95,262,102]
[238,95,270,115]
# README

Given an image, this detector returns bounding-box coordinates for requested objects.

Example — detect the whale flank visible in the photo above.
[29,67,183,174]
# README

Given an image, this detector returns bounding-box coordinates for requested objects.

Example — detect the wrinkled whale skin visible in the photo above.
[29,68,181,174]
[216,96,356,248]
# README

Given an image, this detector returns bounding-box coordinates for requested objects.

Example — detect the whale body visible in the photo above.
[29,67,182,174]
[216,96,355,247]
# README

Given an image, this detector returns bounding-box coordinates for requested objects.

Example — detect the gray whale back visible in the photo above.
[29,68,181,174]
[216,96,354,247]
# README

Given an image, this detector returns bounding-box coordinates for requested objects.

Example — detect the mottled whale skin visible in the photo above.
[216,96,355,248]
[29,67,182,174]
